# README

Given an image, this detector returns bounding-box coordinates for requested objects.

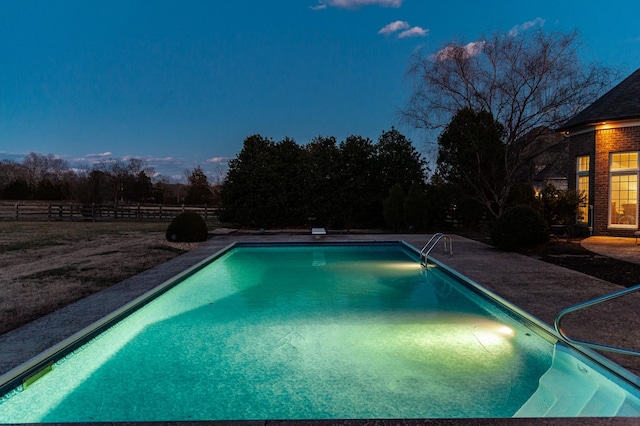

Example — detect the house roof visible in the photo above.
[558,68,640,131]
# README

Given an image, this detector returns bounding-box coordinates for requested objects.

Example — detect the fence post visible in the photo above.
[182,203,185,213]
[204,204,208,221]
[48,203,52,221]
[15,203,18,221]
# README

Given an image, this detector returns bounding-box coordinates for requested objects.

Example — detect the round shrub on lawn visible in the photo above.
[490,205,549,251]
[166,211,208,242]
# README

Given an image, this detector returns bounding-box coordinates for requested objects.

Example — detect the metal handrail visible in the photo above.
[554,283,640,356]
[420,233,452,267]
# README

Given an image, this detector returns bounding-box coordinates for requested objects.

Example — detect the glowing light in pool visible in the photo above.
[365,315,519,373]
[496,325,515,337]
[377,261,423,271]
[327,260,423,277]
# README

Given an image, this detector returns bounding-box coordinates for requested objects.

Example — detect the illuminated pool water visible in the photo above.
[0,243,639,422]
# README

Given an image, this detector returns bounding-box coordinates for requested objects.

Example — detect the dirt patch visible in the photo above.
[0,222,195,335]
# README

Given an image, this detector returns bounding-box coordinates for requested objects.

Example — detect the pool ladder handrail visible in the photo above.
[420,233,453,267]
[554,283,640,357]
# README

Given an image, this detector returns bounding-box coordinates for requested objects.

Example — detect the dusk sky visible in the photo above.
[2,0,640,181]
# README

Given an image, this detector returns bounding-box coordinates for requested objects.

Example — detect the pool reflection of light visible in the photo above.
[330,261,423,276]
[496,325,515,337]
[407,316,517,361]
[377,261,423,271]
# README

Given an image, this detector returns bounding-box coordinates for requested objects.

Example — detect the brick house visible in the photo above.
[558,68,640,236]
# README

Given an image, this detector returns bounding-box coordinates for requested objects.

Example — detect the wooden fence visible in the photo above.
[0,202,219,223]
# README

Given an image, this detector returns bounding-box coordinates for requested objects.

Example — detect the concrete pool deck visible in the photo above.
[1,232,639,425]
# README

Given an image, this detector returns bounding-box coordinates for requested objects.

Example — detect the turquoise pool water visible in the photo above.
[0,243,639,422]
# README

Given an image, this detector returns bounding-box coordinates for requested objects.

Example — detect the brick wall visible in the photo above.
[571,126,640,235]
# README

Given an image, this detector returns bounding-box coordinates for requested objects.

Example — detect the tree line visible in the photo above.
[219,129,433,229]
[0,153,216,205]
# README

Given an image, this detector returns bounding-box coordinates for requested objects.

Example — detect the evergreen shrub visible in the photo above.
[490,205,549,251]
[166,211,208,242]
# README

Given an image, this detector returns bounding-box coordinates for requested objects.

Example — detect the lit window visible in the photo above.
[577,156,589,172]
[576,156,589,224]
[577,176,589,223]
[611,152,638,170]
[609,152,639,227]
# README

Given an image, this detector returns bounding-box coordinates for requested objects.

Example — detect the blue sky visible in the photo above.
[1,0,639,181]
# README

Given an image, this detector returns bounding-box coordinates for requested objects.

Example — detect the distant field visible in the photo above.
[0,222,193,335]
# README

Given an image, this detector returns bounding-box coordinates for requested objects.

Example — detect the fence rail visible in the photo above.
[0,202,219,223]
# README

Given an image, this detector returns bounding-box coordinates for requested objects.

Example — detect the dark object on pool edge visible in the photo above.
[165,211,208,242]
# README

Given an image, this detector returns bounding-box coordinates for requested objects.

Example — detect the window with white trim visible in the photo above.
[576,156,589,223]
[610,152,638,227]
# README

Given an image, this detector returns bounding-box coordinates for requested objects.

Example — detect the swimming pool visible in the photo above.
[0,242,639,422]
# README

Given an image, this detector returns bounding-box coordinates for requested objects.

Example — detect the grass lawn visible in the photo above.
[0,221,190,335]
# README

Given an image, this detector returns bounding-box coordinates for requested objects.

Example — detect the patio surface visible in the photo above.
[582,235,640,265]
[1,232,639,425]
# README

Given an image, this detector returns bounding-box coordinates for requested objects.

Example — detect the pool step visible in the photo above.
[515,344,640,417]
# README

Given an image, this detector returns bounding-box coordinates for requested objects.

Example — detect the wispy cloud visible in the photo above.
[206,157,228,164]
[508,17,545,37]
[378,20,409,35]
[378,20,427,38]
[311,0,403,10]
[398,26,428,38]
[149,156,177,163]
[378,21,409,35]
[433,41,487,61]
[431,17,544,62]
[85,152,112,158]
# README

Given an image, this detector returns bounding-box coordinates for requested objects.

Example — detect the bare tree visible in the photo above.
[402,29,614,215]
[94,159,124,203]
[0,160,27,184]
[94,158,155,203]
[21,152,70,187]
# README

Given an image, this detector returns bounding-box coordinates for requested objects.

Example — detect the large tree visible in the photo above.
[402,29,613,215]
[376,127,427,194]
[220,134,279,227]
[437,108,506,218]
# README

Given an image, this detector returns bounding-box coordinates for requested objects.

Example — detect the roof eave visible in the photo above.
[557,117,640,135]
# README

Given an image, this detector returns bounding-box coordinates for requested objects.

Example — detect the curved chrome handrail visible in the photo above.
[554,283,640,356]
[420,233,453,267]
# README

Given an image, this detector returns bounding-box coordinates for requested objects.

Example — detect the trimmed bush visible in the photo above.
[166,211,208,242]
[490,205,549,251]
